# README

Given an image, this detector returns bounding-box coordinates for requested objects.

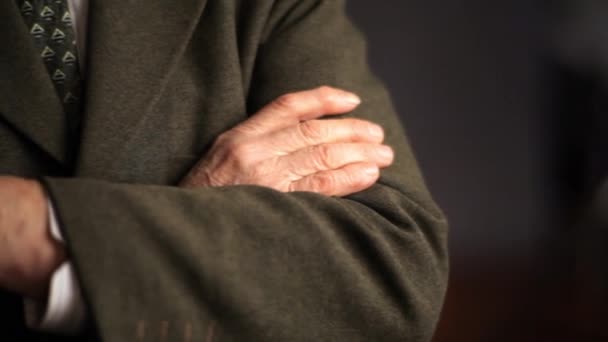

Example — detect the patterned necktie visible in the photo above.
[17,0,83,130]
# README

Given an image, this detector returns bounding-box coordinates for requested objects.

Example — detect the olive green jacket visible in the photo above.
[0,0,448,341]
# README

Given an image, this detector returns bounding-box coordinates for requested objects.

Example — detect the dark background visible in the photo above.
[346,0,608,340]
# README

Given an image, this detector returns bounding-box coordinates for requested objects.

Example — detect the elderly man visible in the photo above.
[0,0,448,341]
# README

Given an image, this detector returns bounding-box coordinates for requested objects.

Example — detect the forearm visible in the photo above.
[43,176,447,341]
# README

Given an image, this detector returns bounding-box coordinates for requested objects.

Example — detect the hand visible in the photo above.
[180,86,394,196]
[0,176,65,299]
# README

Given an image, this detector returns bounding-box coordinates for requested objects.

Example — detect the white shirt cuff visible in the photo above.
[23,201,86,334]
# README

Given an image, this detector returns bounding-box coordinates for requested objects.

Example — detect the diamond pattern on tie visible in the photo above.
[17,0,82,117]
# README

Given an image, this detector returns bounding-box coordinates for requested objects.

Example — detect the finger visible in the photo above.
[289,162,380,197]
[237,86,361,135]
[263,118,385,155]
[279,143,394,178]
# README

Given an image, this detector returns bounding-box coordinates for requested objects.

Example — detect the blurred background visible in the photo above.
[346,0,608,340]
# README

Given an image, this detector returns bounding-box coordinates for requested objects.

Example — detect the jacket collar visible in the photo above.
[0,0,69,164]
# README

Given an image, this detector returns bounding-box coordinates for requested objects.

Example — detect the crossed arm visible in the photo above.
[0,1,448,340]
[1,87,409,341]
[0,86,393,300]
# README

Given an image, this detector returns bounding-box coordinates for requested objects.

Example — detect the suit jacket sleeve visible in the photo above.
[43,1,449,341]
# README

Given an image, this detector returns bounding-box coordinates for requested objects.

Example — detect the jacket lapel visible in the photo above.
[0,0,69,164]
[76,0,208,172]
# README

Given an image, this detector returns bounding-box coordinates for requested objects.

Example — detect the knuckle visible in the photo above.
[298,120,324,141]
[215,131,235,147]
[274,93,300,111]
[345,167,371,189]
[316,85,335,97]
[344,170,360,187]
[219,141,239,159]
[232,119,266,136]
[313,173,335,193]
[315,144,334,168]
[316,85,337,103]
[225,141,250,161]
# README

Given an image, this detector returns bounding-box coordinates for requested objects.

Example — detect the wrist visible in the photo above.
[23,180,67,300]
[0,177,66,299]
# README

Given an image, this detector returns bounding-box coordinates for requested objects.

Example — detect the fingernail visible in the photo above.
[343,93,361,105]
[368,125,384,139]
[378,146,394,161]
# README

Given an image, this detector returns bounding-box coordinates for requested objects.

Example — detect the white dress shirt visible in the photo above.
[24,0,89,334]
[25,203,86,333]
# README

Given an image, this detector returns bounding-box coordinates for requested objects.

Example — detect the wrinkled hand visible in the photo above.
[0,176,65,299]
[180,87,394,196]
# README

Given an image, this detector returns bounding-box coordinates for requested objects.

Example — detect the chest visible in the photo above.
[0,0,272,184]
